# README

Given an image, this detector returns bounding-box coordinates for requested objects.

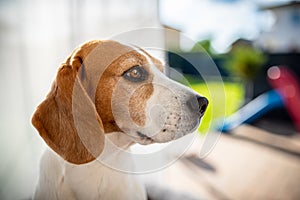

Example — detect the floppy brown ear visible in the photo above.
[32,42,105,164]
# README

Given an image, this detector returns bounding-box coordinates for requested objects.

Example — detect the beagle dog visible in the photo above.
[32,40,208,200]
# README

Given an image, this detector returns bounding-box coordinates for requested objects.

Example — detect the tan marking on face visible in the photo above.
[129,83,153,126]
[95,50,154,133]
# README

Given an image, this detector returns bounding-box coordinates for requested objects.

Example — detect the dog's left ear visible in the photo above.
[32,41,105,164]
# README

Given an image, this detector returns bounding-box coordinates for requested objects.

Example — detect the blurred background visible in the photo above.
[1,0,300,199]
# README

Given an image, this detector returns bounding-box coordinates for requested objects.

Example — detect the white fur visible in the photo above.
[34,133,146,200]
[135,51,202,142]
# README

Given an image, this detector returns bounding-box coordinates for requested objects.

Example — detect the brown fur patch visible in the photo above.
[32,64,104,164]
[32,40,106,164]
[95,51,154,132]
[129,83,154,126]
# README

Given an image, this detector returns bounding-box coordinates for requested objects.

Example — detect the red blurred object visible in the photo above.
[267,66,300,132]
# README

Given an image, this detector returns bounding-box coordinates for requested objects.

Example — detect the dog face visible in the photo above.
[102,49,208,145]
[32,40,208,164]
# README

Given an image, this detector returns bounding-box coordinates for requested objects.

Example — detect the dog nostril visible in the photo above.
[186,95,209,115]
[197,96,208,116]
[200,103,208,115]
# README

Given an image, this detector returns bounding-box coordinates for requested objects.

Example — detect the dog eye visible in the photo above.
[123,66,148,82]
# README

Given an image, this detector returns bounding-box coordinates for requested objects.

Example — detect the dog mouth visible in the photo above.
[124,131,154,145]
[135,131,155,144]
[132,115,203,145]
[137,131,152,140]
[127,109,205,145]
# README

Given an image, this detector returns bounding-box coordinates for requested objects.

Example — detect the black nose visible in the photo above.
[197,96,209,116]
[186,95,209,116]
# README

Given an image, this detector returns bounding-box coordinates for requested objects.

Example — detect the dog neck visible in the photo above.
[35,132,146,200]
[95,132,137,170]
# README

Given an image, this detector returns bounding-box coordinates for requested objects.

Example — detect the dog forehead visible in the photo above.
[103,51,149,75]
[74,40,163,75]
[75,40,164,102]
[98,46,164,77]
[80,40,135,68]
[76,41,135,97]
[81,41,164,77]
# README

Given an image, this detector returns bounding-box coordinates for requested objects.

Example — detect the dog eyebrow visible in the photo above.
[137,48,164,72]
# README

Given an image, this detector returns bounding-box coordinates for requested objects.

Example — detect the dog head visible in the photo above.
[32,40,208,164]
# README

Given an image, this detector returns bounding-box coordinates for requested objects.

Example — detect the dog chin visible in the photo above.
[128,120,201,145]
